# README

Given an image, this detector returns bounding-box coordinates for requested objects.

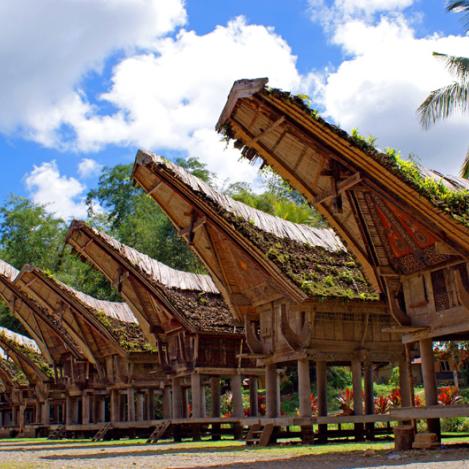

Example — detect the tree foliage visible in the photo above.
[418,2,469,177]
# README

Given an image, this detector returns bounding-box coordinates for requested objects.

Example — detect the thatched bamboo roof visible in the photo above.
[17,266,155,354]
[0,259,83,363]
[215,78,469,275]
[134,151,376,301]
[66,221,240,334]
[0,354,27,387]
[0,327,52,380]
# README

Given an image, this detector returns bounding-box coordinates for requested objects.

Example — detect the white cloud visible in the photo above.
[24,161,87,220]
[307,3,469,175]
[0,0,186,136]
[35,17,301,184]
[78,158,102,178]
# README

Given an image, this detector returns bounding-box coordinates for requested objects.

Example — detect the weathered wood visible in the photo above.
[297,359,311,418]
[249,377,259,417]
[420,339,440,437]
[231,375,244,418]
[265,364,279,418]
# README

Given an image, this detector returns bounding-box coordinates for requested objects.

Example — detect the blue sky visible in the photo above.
[0,0,468,219]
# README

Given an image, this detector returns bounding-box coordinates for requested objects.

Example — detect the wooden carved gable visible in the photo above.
[363,193,450,274]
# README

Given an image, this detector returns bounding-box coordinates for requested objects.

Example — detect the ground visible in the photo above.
[1,437,469,468]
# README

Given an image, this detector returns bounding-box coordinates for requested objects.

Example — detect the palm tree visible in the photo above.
[418,1,469,177]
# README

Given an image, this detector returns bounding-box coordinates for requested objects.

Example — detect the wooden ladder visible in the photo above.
[245,423,275,446]
[146,421,171,444]
[92,422,113,442]
[48,425,66,440]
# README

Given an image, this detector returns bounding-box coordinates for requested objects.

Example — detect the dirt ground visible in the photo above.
[0,439,469,469]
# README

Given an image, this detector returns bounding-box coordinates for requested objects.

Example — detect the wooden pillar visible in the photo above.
[399,356,412,408]
[364,362,375,440]
[210,377,221,441]
[172,378,183,419]
[231,375,243,418]
[136,392,145,422]
[148,389,155,420]
[18,404,25,431]
[82,392,90,425]
[110,390,119,423]
[420,339,441,437]
[297,359,311,417]
[201,385,207,418]
[65,396,73,425]
[162,386,171,419]
[265,364,278,418]
[127,388,136,422]
[351,358,364,441]
[191,373,202,418]
[98,396,106,423]
[316,360,328,443]
[249,377,259,417]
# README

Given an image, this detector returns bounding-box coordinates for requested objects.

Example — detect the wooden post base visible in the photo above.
[317,424,328,444]
[354,423,365,441]
[300,425,314,444]
[394,425,415,451]
[211,423,221,441]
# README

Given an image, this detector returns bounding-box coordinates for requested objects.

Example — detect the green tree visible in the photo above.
[225,168,325,226]
[86,157,213,273]
[418,1,469,176]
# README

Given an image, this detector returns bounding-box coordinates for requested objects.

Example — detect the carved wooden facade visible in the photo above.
[133,151,405,423]
[66,222,260,420]
[215,78,469,433]
[215,78,469,344]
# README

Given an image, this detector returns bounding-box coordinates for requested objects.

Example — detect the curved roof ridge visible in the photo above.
[0,259,19,282]
[78,223,220,294]
[0,326,40,353]
[138,151,345,252]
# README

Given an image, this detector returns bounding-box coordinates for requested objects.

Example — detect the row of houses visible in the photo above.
[0,78,467,444]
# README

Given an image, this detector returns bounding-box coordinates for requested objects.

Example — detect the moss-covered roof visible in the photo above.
[0,356,27,386]
[219,81,469,230]
[26,268,155,354]
[0,327,52,378]
[67,222,241,334]
[136,152,377,301]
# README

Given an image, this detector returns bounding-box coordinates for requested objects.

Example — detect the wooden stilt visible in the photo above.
[127,388,136,422]
[41,399,50,426]
[172,378,183,419]
[82,392,90,425]
[265,364,278,418]
[364,362,374,440]
[210,377,221,441]
[162,386,171,419]
[191,373,203,418]
[351,359,364,441]
[136,392,145,422]
[249,377,259,417]
[399,355,412,408]
[298,358,313,443]
[420,339,440,438]
[110,390,119,423]
[316,360,328,443]
[231,374,243,440]
[65,396,73,425]
[191,374,202,441]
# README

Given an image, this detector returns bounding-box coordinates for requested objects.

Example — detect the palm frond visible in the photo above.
[447,1,469,30]
[460,146,469,179]
[433,52,469,81]
[418,81,469,128]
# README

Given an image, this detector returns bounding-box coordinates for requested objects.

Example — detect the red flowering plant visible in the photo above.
[309,392,318,415]
[414,394,423,407]
[337,388,354,408]
[438,386,462,406]
[388,388,402,408]
[374,395,391,414]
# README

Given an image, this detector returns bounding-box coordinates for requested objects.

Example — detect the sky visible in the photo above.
[0,0,468,219]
